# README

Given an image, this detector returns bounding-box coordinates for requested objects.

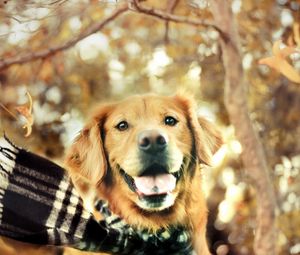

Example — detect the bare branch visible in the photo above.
[0,5,128,71]
[164,0,180,44]
[128,0,224,35]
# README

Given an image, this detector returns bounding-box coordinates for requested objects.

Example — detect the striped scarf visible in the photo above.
[0,136,194,254]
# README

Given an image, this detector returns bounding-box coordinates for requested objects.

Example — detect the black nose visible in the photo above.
[138,130,168,154]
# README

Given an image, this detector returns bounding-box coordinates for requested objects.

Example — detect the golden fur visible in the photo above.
[65,94,222,255]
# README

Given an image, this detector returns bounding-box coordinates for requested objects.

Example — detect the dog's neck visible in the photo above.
[95,200,195,254]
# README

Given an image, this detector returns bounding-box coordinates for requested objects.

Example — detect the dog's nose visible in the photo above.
[138,130,168,154]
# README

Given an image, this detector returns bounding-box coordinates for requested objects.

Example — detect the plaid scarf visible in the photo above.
[0,136,195,254]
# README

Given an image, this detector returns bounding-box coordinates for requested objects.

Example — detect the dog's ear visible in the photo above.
[197,116,223,163]
[175,94,223,165]
[65,105,112,185]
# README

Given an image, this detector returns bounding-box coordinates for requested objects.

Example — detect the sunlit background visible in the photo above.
[0,1,300,255]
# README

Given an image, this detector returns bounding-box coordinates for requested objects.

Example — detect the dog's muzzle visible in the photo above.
[120,163,183,211]
[119,129,185,211]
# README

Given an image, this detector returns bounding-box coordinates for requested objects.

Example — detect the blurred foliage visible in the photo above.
[0,0,300,255]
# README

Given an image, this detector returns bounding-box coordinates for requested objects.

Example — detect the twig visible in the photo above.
[128,0,225,37]
[0,5,128,71]
[0,103,18,120]
[164,0,179,44]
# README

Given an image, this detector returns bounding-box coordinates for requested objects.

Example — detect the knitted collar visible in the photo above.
[0,136,194,254]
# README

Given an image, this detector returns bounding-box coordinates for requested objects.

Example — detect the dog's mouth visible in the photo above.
[119,163,183,210]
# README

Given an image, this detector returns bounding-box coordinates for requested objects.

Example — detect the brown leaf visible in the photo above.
[259,40,300,83]
[15,92,34,137]
[271,40,281,56]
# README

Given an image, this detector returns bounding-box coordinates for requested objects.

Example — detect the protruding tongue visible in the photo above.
[134,174,176,196]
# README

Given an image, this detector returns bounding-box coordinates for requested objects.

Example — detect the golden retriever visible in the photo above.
[65,93,222,255]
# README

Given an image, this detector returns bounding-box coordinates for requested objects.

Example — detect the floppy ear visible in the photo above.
[175,94,223,165]
[65,106,111,185]
[197,116,223,162]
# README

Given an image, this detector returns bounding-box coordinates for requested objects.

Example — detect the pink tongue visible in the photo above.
[134,174,176,196]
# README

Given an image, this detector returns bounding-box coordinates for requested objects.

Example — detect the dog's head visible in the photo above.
[66,94,222,227]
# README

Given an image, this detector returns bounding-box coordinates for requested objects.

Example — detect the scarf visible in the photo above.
[0,136,194,254]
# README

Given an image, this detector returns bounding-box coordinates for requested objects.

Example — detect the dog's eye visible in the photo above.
[116,121,129,131]
[164,116,178,126]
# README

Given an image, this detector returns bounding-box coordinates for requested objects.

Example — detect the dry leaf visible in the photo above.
[15,92,34,137]
[259,40,300,83]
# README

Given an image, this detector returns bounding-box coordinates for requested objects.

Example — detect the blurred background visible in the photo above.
[0,0,300,254]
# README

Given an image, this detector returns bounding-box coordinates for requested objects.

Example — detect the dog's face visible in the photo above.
[103,95,193,211]
[66,94,222,226]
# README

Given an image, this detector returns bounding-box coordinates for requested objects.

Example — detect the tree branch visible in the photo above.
[209,1,278,255]
[128,0,224,35]
[0,5,128,71]
[164,0,180,44]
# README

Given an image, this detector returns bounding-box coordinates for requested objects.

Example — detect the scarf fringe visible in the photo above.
[0,136,18,181]
[0,136,19,224]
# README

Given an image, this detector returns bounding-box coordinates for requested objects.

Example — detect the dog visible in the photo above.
[65,93,222,255]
